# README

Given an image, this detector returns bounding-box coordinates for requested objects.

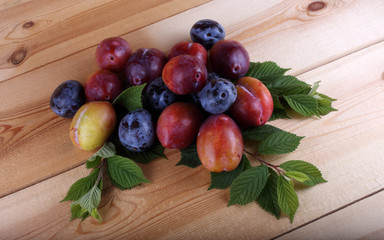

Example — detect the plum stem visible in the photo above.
[243,149,283,175]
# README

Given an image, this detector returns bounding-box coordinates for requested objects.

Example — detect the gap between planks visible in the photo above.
[272,187,384,239]
[3,31,384,200]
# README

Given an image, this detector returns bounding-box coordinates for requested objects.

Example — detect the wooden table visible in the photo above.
[1,0,384,239]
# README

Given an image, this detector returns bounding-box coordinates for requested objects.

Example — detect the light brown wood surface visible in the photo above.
[1,0,384,239]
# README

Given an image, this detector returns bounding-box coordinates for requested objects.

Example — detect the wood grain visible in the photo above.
[2,32,384,240]
[1,0,384,239]
[0,0,210,82]
[1,0,384,198]
[276,190,384,240]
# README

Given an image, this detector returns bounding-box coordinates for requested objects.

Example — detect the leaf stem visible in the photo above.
[94,160,105,188]
[243,149,283,175]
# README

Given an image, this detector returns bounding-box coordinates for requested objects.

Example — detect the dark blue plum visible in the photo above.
[50,80,85,118]
[199,78,237,114]
[118,109,155,152]
[191,72,221,106]
[145,77,177,112]
[190,19,225,49]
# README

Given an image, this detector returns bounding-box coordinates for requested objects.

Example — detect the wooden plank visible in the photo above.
[1,0,384,198]
[276,190,384,240]
[1,28,384,240]
[0,0,210,82]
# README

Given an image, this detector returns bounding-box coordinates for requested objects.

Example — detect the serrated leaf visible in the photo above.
[113,84,146,111]
[91,208,102,223]
[242,124,282,142]
[314,92,338,116]
[228,165,269,206]
[86,157,102,169]
[277,175,299,223]
[70,203,87,221]
[209,155,247,190]
[107,155,150,190]
[256,169,280,219]
[270,108,290,121]
[267,75,311,96]
[283,94,319,117]
[86,142,116,169]
[272,95,284,109]
[280,160,327,186]
[317,104,338,116]
[243,156,252,170]
[177,144,201,168]
[116,143,166,164]
[258,131,304,155]
[81,212,91,222]
[61,168,100,202]
[88,142,116,162]
[285,171,310,183]
[79,185,102,213]
[246,61,290,82]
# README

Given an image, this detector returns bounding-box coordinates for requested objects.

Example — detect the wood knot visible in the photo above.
[308,1,326,11]
[10,47,27,65]
[23,21,34,29]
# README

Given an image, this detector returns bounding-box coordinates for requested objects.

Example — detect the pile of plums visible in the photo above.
[50,19,273,172]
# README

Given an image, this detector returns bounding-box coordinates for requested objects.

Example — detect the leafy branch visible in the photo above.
[176,61,335,222]
[246,61,337,119]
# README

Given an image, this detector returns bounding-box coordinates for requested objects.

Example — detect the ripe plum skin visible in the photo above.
[210,40,250,79]
[145,77,177,112]
[50,80,85,118]
[70,102,116,151]
[118,109,155,152]
[168,41,208,66]
[197,114,243,172]
[162,55,207,95]
[84,69,122,102]
[190,19,225,49]
[229,77,273,128]
[125,48,168,86]
[156,102,203,149]
[96,37,132,72]
[198,78,237,114]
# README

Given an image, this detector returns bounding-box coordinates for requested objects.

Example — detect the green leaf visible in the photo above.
[314,93,337,116]
[243,156,252,170]
[283,94,319,117]
[81,212,91,222]
[266,75,311,96]
[242,124,282,142]
[177,144,202,168]
[272,95,284,109]
[86,157,102,169]
[79,184,102,213]
[256,169,280,219]
[228,165,269,206]
[113,84,146,111]
[270,108,290,121]
[86,142,116,169]
[116,143,166,164]
[285,171,310,183]
[258,131,304,155]
[277,175,299,222]
[61,168,100,202]
[88,142,116,162]
[280,160,327,186]
[246,61,290,82]
[107,155,150,190]
[70,203,87,221]
[91,208,102,223]
[208,155,247,190]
